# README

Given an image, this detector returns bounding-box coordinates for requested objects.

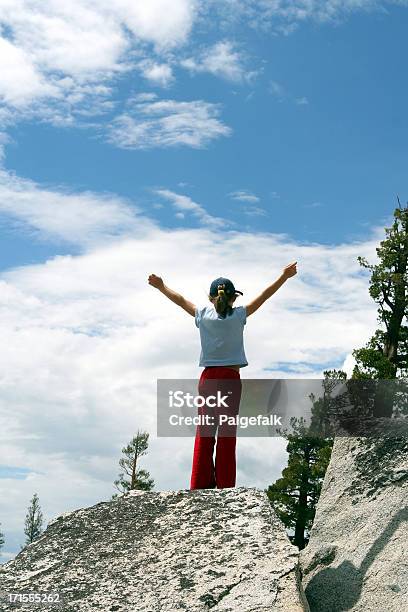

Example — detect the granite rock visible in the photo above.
[300,436,408,612]
[0,487,309,612]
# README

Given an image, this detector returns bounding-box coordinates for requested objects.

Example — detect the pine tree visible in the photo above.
[349,202,408,488]
[112,430,155,499]
[353,201,408,382]
[0,521,5,552]
[24,493,44,546]
[266,377,337,550]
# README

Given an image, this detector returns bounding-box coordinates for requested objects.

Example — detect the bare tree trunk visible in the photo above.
[130,433,140,490]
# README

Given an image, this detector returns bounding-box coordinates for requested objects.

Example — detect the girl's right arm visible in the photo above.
[246,262,297,317]
[148,274,196,317]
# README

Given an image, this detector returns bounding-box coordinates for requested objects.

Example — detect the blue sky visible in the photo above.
[0,0,406,562]
[1,2,406,271]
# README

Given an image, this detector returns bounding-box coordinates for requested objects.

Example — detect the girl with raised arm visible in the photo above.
[148,261,297,489]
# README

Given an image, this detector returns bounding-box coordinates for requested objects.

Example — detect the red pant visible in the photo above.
[190,367,242,490]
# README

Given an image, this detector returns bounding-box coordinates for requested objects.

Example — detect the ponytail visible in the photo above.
[213,285,233,318]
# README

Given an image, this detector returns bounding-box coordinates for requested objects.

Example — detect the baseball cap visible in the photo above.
[209,277,243,298]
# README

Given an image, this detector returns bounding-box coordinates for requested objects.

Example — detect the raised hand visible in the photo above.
[148,273,164,289]
[148,274,195,316]
[282,261,297,279]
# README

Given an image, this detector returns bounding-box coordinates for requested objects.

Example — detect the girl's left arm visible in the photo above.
[148,274,196,317]
[246,262,297,317]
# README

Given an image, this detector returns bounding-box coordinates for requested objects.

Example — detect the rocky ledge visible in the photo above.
[0,487,309,612]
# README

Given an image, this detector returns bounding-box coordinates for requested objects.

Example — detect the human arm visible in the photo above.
[246,261,297,317]
[148,274,196,317]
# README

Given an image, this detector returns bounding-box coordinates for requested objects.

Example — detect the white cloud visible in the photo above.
[130,92,158,103]
[228,189,267,217]
[106,96,232,149]
[138,61,174,87]
[229,189,260,203]
[0,132,10,163]
[0,37,58,107]
[155,189,227,227]
[242,205,268,217]
[0,170,150,246]
[0,0,197,125]
[181,40,257,83]
[211,0,408,32]
[111,0,197,49]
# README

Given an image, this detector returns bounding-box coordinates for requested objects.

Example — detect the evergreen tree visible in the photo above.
[348,202,408,488]
[112,430,154,499]
[266,377,337,550]
[0,521,5,552]
[353,201,408,382]
[24,493,44,545]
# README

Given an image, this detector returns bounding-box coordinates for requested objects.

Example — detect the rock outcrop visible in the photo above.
[300,436,408,612]
[0,487,309,611]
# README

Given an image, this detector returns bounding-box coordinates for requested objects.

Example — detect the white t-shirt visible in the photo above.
[195,304,248,368]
